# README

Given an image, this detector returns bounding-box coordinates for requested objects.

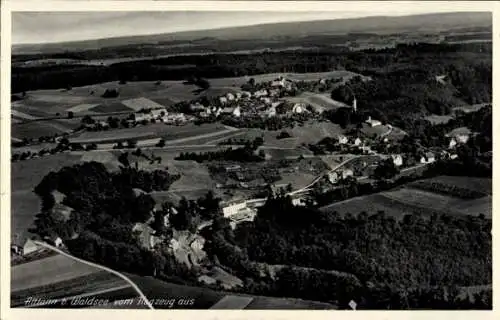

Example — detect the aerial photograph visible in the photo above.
[10,8,492,310]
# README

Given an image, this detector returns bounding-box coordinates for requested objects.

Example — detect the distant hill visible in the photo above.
[13,12,491,55]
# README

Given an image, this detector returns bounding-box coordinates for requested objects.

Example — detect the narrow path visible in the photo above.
[33,241,154,309]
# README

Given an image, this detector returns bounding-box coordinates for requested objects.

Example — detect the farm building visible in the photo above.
[420,152,436,164]
[134,112,152,122]
[337,135,348,145]
[44,235,63,248]
[11,239,40,256]
[391,154,404,167]
[269,89,280,97]
[261,97,272,105]
[327,168,354,183]
[365,116,382,127]
[222,201,248,217]
[190,103,205,112]
[132,223,162,251]
[265,106,277,118]
[254,89,268,98]
[225,164,242,172]
[219,97,228,105]
[151,108,168,119]
[292,103,306,114]
[163,113,187,123]
[198,275,217,286]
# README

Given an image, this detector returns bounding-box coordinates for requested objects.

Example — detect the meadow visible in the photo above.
[11,269,132,307]
[320,176,492,219]
[69,123,228,144]
[11,153,84,246]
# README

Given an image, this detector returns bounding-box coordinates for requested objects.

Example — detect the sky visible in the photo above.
[11,9,469,45]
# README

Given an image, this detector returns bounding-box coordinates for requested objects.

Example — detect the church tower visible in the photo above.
[352,97,357,113]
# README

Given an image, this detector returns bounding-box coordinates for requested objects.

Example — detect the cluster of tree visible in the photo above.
[30,161,192,279]
[14,42,489,95]
[218,137,262,146]
[101,88,120,98]
[276,131,292,140]
[204,194,491,308]
[222,114,308,131]
[373,158,400,180]
[175,137,264,163]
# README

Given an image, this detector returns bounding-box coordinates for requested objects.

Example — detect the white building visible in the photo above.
[265,106,277,118]
[21,239,39,256]
[352,98,357,113]
[449,138,457,149]
[341,168,354,179]
[337,135,348,145]
[222,201,248,217]
[269,89,280,97]
[219,96,228,105]
[292,103,306,114]
[163,113,186,123]
[190,103,205,112]
[254,89,268,98]
[365,116,382,127]
[420,152,436,164]
[134,112,153,122]
[232,106,241,118]
[235,92,242,100]
[353,137,362,146]
[391,154,403,167]
[151,108,168,119]
[241,91,252,98]
[226,93,235,101]
[261,97,272,105]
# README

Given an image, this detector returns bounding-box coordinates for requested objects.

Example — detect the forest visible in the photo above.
[12,42,491,96]
[202,194,491,309]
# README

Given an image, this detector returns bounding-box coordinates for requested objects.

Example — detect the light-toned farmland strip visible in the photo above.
[210,295,254,309]
[24,285,132,308]
[67,103,99,113]
[11,109,39,120]
[163,128,236,146]
[11,254,102,292]
[33,241,154,309]
[121,97,166,111]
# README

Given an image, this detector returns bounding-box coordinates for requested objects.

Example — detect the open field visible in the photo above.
[260,146,312,160]
[69,123,228,144]
[11,253,105,292]
[320,182,492,219]
[11,153,84,245]
[11,269,132,308]
[234,121,345,148]
[124,273,336,309]
[409,176,492,195]
[120,97,167,111]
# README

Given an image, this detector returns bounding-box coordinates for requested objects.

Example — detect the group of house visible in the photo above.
[132,107,189,124]
[188,77,310,120]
